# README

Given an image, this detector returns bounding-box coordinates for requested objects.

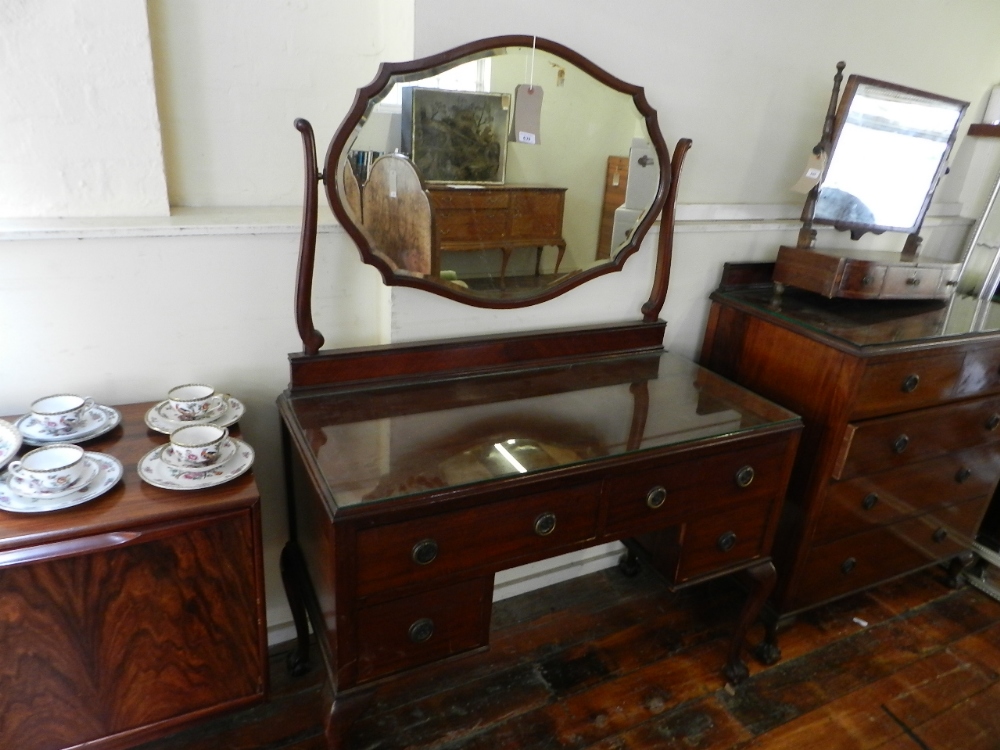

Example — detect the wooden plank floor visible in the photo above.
[138,563,1000,750]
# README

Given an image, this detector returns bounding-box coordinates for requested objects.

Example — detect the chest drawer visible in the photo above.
[851,351,965,419]
[790,495,988,610]
[816,445,1000,544]
[429,190,509,210]
[435,209,509,243]
[834,395,1000,480]
[955,344,1000,399]
[604,438,790,536]
[355,482,601,597]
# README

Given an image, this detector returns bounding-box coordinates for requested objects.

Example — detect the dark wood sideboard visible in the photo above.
[278,321,802,748]
[0,403,267,750]
[701,265,1000,658]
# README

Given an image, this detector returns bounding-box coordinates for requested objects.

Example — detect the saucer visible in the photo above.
[139,437,254,491]
[0,453,122,514]
[8,458,100,500]
[145,396,245,435]
[16,404,122,446]
[0,419,21,471]
[160,437,238,472]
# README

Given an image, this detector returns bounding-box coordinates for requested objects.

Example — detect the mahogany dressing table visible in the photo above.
[279,36,803,748]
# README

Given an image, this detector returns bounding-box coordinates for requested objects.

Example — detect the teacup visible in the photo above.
[30,394,95,436]
[167,384,219,421]
[169,424,229,468]
[7,443,87,494]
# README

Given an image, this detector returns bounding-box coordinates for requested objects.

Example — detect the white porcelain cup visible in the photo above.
[167,384,218,421]
[7,443,87,493]
[30,394,95,436]
[169,424,229,468]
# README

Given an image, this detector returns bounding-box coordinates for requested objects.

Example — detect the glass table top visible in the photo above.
[283,351,799,509]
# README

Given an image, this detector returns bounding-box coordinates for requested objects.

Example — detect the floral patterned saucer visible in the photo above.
[138,438,254,491]
[0,453,122,513]
[0,419,21,471]
[144,396,245,435]
[16,404,122,446]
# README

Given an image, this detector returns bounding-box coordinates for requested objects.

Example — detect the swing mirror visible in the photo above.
[325,35,670,307]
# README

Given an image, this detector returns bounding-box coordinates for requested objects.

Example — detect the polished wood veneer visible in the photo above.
[0,404,267,750]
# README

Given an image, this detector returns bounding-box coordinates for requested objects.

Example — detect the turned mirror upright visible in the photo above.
[279,35,802,750]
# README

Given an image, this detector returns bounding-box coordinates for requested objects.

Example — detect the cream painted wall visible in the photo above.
[0,0,169,217]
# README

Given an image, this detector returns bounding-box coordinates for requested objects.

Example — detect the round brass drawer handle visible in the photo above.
[861,274,875,286]
[892,434,910,454]
[988,414,1000,431]
[717,531,737,552]
[861,493,879,511]
[646,485,667,509]
[408,618,435,643]
[955,467,973,484]
[735,465,755,488]
[841,557,857,575]
[933,528,948,544]
[534,512,557,536]
[901,374,920,393]
[411,538,439,566]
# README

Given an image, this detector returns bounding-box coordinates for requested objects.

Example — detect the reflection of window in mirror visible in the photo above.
[373,59,492,114]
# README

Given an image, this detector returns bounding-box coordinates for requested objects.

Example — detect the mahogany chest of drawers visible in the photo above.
[701,269,1000,654]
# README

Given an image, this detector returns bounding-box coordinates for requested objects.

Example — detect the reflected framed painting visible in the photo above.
[402,87,510,184]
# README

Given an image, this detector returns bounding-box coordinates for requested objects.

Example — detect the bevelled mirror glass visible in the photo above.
[813,75,967,235]
[324,35,670,307]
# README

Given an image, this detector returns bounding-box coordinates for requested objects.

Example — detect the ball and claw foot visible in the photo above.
[723,659,750,686]
[286,646,310,677]
[753,641,782,666]
[618,551,641,578]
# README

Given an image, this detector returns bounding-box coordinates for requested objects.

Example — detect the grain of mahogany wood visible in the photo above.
[137,564,1000,750]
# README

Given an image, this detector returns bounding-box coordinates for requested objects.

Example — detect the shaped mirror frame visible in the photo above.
[320,35,671,309]
[808,73,967,243]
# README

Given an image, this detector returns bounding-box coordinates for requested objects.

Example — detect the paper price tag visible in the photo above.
[791,151,827,194]
[518,131,536,145]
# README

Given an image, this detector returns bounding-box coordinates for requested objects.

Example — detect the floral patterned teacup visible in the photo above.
[29,394,95,436]
[7,443,87,494]
[167,384,220,421]
[168,424,229,468]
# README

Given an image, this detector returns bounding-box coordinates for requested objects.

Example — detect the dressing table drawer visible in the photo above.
[604,438,788,536]
[355,482,601,597]
[851,351,965,419]
[816,445,1000,544]
[881,266,944,299]
[834,395,1000,480]
[676,502,771,582]
[790,495,989,610]
[356,577,491,683]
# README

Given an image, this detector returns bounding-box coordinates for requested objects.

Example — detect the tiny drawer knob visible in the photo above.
[861,274,875,286]
[933,528,948,544]
[841,557,857,575]
[988,414,1000,431]
[861,493,879,511]
[411,539,439,565]
[717,531,737,552]
[408,618,435,643]
[646,485,667,509]
[901,374,920,393]
[906,276,921,286]
[956,467,973,484]
[735,465,755,488]
[534,512,557,536]
[892,434,910,454]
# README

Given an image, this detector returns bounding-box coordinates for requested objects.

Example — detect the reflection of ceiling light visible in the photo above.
[507,439,516,444]
[494,442,527,473]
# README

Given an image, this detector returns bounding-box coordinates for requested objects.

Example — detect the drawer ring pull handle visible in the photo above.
[646,485,667,509]
[956,467,973,484]
[901,374,920,393]
[534,512,557,537]
[735,465,755,488]
[717,531,737,552]
[988,414,1000,431]
[892,434,910,454]
[933,528,948,544]
[411,539,439,565]
[861,493,879,511]
[408,618,435,643]
[841,557,857,575]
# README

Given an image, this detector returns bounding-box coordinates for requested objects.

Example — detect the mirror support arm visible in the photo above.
[797,61,845,250]
[294,118,326,356]
[643,139,692,323]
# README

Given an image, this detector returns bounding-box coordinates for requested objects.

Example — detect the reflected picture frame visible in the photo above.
[401,87,510,184]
